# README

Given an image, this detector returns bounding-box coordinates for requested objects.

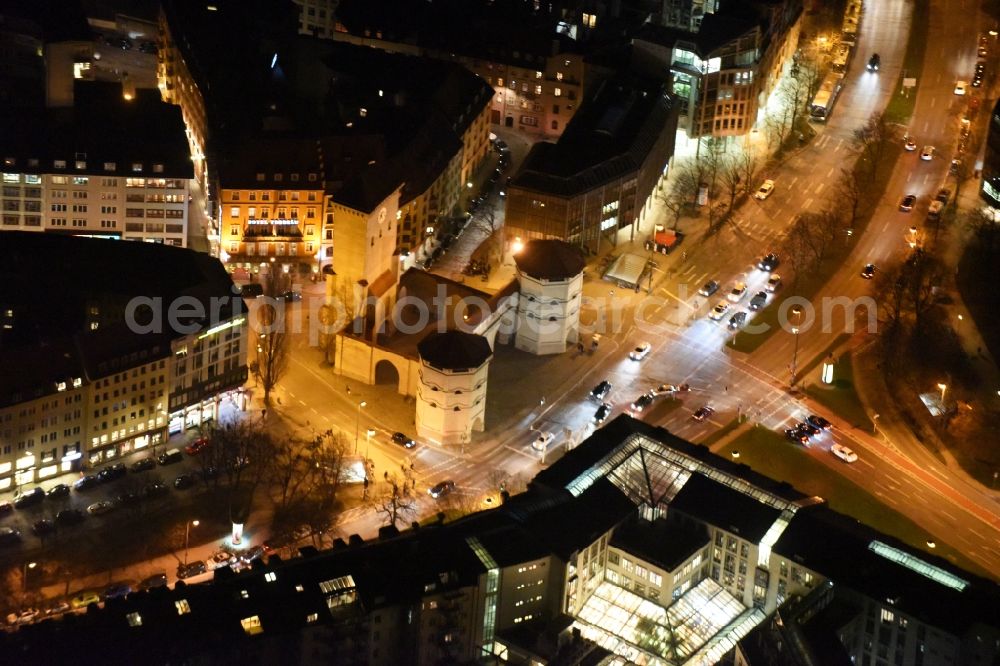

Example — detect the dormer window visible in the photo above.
[75,160,86,170]
[152,163,164,173]
[54,160,67,169]
[104,162,116,171]
[131,163,143,172]
[256,173,265,181]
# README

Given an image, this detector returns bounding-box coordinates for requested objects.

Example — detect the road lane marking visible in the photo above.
[802,197,813,210]
[815,183,825,194]
[826,167,835,178]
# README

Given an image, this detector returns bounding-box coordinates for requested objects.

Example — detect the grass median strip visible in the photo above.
[718,427,988,577]
[803,351,871,428]
[885,0,930,124]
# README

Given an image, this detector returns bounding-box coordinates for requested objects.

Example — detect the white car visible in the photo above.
[709,301,730,321]
[531,432,554,451]
[920,145,935,161]
[727,282,747,303]
[208,550,236,571]
[87,500,115,516]
[629,342,652,361]
[904,136,917,151]
[831,444,859,463]
[954,80,967,95]
[753,179,775,200]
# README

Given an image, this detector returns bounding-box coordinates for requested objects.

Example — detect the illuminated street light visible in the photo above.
[184,519,200,565]
[22,561,36,593]
[789,306,803,390]
[365,428,376,460]
[354,400,367,454]
[511,237,524,255]
[937,382,947,404]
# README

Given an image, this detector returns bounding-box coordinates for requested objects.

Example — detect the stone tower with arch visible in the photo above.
[415,330,492,446]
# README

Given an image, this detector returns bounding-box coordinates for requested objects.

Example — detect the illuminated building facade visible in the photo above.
[980,97,1000,207]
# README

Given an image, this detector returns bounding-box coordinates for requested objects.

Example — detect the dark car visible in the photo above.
[55,509,85,527]
[104,583,133,600]
[157,449,183,466]
[391,432,416,449]
[13,488,45,509]
[143,483,169,499]
[138,573,168,591]
[698,280,720,297]
[593,402,613,425]
[861,264,876,279]
[935,188,951,204]
[429,480,456,499]
[32,519,56,537]
[630,392,655,413]
[173,474,197,490]
[749,291,768,311]
[806,415,833,430]
[0,501,12,516]
[728,311,748,330]
[796,422,822,437]
[785,428,810,444]
[177,560,207,580]
[97,463,127,483]
[116,491,141,507]
[0,526,22,546]
[867,53,880,71]
[74,475,100,492]
[692,406,715,422]
[757,253,780,271]
[899,194,916,211]
[591,380,612,401]
[129,458,156,473]
[45,484,71,500]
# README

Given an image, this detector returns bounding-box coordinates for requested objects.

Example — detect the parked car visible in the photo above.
[831,444,859,463]
[531,432,554,451]
[591,380,612,401]
[74,475,100,491]
[753,179,775,200]
[629,342,652,361]
[593,402,613,424]
[116,491,141,507]
[766,274,782,293]
[727,282,748,303]
[185,437,210,455]
[806,415,833,430]
[797,422,822,437]
[138,573,168,591]
[97,463,127,483]
[757,253,780,271]
[429,480,456,498]
[70,591,101,609]
[13,488,45,509]
[157,448,183,466]
[391,432,416,449]
[728,311,748,330]
[87,500,115,516]
[45,484,70,499]
[691,406,715,422]
[55,509,85,527]
[129,458,156,473]
[208,551,236,571]
[709,301,730,321]
[860,264,876,279]
[0,527,22,546]
[935,188,951,204]
[104,584,132,601]
[32,519,56,537]
[143,483,170,499]
[173,474,197,490]
[177,560,207,579]
[749,291,768,310]
[698,280,720,297]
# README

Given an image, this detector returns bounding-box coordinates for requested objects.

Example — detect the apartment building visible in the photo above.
[0,233,247,486]
[505,75,678,253]
[633,0,802,139]
[0,82,192,246]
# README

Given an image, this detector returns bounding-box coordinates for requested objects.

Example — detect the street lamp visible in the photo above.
[937,382,947,404]
[354,400,367,454]
[872,413,880,435]
[22,561,36,593]
[365,427,375,460]
[184,519,200,565]
[789,306,803,390]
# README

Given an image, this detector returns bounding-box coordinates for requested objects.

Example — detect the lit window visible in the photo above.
[295,584,304,592]
[534,85,542,95]
[75,160,86,170]
[131,163,142,172]
[241,615,263,635]
[175,599,191,615]
[535,71,542,79]
[241,590,249,599]
[556,72,563,81]
[496,77,504,87]
[306,612,318,623]
[126,612,142,627]
[554,88,562,97]
[265,572,277,582]
[881,608,895,623]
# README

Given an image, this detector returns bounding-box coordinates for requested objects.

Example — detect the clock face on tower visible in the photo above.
[377,207,387,224]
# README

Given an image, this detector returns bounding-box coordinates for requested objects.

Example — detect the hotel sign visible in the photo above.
[247,219,299,225]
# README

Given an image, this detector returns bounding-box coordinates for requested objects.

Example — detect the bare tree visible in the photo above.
[833,167,866,229]
[734,143,761,196]
[780,216,817,282]
[951,158,976,202]
[764,107,793,154]
[468,202,503,269]
[718,152,743,212]
[854,111,895,183]
[778,68,813,132]
[372,473,418,528]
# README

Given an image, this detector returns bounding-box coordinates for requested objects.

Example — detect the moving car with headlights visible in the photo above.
[766,274,782,292]
[629,342,652,361]
[429,480,456,498]
[785,428,810,444]
[860,264,876,279]
[807,414,833,430]
[391,432,417,449]
[727,282,747,303]
[630,392,655,413]
[749,291,768,310]
[698,280,719,297]
[591,380,612,401]
[753,179,775,200]
[904,136,917,151]
[593,402,613,424]
[757,253,780,271]
[709,301,730,321]
[831,443,859,463]
[954,80,967,95]
[920,145,935,161]
[867,53,880,71]
[531,432,554,451]
[691,405,715,422]
[898,194,916,212]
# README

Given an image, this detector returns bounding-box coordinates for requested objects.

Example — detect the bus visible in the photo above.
[809,72,845,122]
